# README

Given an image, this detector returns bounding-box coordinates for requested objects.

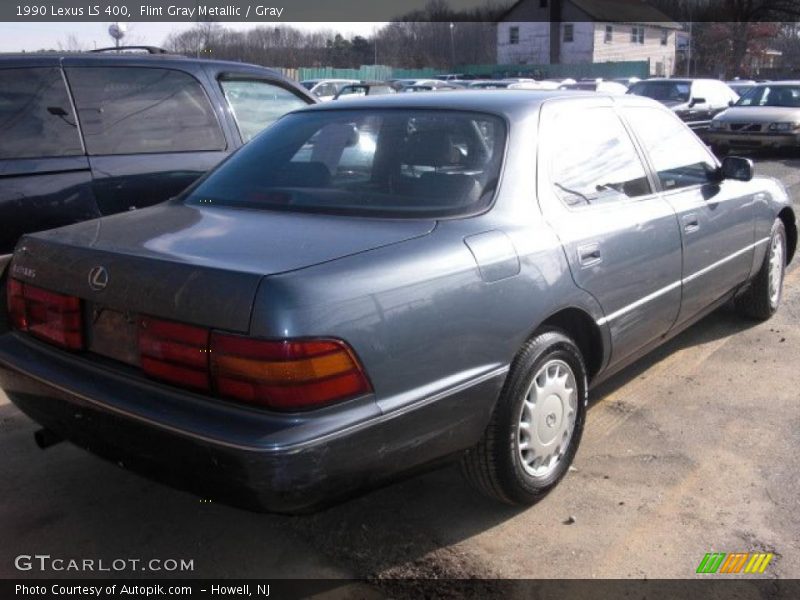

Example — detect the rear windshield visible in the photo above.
[184,109,507,218]
[629,81,690,102]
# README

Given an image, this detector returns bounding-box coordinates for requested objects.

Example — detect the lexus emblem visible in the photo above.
[88,266,109,291]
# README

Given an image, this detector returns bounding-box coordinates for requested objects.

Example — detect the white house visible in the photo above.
[498,0,681,76]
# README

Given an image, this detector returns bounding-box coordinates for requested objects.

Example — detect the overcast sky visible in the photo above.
[0,22,383,52]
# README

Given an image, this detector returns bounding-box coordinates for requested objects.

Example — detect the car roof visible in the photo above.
[293,89,662,118]
[0,51,284,76]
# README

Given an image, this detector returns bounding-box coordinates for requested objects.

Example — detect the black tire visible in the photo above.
[460,329,588,505]
[735,218,786,320]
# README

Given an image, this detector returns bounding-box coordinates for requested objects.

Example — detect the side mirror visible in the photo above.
[728,100,736,107]
[720,156,754,182]
[689,96,706,107]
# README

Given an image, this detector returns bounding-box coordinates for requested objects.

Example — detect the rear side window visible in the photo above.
[185,109,506,218]
[0,67,83,159]
[67,67,225,155]
[548,106,651,207]
[624,107,717,190]
[219,79,308,142]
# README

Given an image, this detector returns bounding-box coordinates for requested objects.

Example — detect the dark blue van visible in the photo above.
[0,49,314,325]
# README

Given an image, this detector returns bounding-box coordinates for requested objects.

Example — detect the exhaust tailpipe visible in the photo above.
[34,428,63,449]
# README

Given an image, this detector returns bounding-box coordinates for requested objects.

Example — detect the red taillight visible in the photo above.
[7,278,27,331]
[8,279,83,350]
[210,333,372,410]
[139,317,210,391]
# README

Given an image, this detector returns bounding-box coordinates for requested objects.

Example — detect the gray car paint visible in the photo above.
[0,90,796,511]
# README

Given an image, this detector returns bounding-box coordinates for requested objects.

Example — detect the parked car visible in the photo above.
[299,79,360,102]
[400,83,460,92]
[627,78,739,133]
[0,49,315,329]
[333,82,396,100]
[1,92,795,513]
[612,77,642,89]
[708,82,800,153]
[468,80,518,89]
[391,79,448,91]
[559,81,629,95]
[726,79,758,98]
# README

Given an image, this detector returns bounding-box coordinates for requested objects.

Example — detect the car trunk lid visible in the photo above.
[11,203,435,333]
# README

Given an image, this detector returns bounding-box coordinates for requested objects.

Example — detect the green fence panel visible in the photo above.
[290,61,649,82]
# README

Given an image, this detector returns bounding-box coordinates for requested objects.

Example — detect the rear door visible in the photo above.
[64,64,230,215]
[0,63,97,259]
[623,105,756,327]
[538,98,683,366]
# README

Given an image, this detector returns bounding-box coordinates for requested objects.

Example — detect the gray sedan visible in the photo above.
[0,92,796,512]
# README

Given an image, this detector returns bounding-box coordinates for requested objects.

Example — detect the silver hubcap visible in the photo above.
[769,233,784,307]
[517,359,578,478]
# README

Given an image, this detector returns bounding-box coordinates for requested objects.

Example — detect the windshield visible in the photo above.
[184,109,507,218]
[628,81,691,102]
[736,85,800,107]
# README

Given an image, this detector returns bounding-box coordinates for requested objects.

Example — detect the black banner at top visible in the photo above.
[1,0,797,23]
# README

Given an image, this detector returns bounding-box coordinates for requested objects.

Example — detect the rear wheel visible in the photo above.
[735,218,786,320]
[461,330,587,505]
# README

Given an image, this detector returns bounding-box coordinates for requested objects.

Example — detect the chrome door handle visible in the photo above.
[683,213,700,233]
[578,243,602,266]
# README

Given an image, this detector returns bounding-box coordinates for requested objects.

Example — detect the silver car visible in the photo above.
[709,81,800,152]
[0,92,795,513]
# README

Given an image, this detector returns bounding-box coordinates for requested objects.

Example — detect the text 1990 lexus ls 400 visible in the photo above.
[0,92,796,512]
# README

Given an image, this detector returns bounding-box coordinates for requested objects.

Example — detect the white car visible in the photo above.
[300,79,360,102]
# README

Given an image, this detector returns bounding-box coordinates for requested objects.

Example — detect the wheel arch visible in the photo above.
[534,307,606,382]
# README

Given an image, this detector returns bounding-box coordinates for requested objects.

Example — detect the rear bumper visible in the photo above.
[706,131,800,149]
[0,333,504,513]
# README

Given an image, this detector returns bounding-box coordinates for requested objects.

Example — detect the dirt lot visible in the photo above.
[1,153,798,588]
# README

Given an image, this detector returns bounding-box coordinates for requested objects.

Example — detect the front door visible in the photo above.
[538,98,683,366]
[622,106,756,326]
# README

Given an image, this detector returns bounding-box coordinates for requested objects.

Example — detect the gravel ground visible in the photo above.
[0,153,798,590]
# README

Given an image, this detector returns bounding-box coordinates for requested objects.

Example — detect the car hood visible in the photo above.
[12,203,435,332]
[715,106,800,123]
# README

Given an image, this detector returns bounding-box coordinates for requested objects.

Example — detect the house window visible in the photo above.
[509,26,519,45]
[605,25,613,43]
[631,26,645,44]
[564,24,574,43]
[660,29,669,45]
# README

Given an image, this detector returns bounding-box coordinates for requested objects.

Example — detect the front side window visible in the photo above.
[548,106,651,207]
[509,26,520,45]
[0,67,83,159]
[629,80,691,102]
[67,67,225,155]
[624,107,717,191]
[185,109,506,218]
[564,24,574,43]
[220,79,308,142]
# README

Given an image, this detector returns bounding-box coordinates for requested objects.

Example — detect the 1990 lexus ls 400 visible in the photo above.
[0,92,795,512]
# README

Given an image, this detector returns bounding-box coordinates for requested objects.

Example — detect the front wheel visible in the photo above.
[735,218,786,320]
[460,330,588,505]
